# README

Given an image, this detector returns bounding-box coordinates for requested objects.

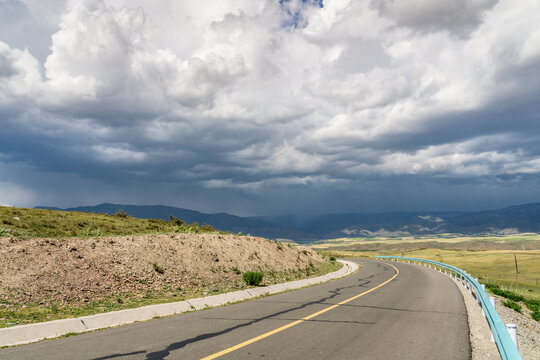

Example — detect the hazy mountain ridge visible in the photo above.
[36,203,540,242]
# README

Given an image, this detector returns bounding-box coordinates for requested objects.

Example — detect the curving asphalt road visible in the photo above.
[0,259,470,360]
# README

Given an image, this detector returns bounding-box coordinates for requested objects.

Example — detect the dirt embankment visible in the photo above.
[0,233,326,306]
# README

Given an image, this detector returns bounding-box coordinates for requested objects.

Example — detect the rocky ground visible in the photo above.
[0,233,327,306]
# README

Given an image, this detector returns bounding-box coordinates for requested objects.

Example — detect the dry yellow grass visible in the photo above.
[312,233,540,248]
[314,235,540,299]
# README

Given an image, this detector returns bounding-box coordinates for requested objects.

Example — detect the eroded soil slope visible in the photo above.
[0,233,326,306]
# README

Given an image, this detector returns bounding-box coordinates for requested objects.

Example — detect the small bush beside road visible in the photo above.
[243,271,264,286]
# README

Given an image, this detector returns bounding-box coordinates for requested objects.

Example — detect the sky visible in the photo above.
[1,0,540,216]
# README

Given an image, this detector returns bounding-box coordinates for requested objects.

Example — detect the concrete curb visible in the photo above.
[0,260,358,347]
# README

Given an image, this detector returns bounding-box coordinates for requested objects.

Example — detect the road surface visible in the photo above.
[0,259,470,360]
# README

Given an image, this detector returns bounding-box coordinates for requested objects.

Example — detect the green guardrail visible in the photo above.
[376,256,522,360]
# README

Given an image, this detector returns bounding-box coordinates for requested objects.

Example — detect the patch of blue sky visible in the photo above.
[279,0,324,28]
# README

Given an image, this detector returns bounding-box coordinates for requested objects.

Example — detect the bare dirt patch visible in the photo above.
[0,233,326,308]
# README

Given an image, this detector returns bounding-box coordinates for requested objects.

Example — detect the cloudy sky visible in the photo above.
[1,0,540,216]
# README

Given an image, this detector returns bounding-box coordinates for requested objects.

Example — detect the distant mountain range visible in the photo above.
[36,203,540,243]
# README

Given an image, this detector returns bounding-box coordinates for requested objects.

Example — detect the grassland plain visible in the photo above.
[0,206,341,328]
[313,234,540,299]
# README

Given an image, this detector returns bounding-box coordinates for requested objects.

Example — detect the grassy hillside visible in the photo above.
[0,206,226,239]
[37,203,314,242]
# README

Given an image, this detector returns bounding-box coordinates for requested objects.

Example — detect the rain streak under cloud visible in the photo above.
[1,0,540,215]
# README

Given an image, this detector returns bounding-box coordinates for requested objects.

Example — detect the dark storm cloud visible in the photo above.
[1,0,540,214]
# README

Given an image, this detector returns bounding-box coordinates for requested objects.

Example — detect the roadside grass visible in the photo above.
[484,282,540,317]
[0,290,199,328]
[0,261,343,328]
[0,206,229,239]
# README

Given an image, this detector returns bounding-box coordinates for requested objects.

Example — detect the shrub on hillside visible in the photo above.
[524,298,540,312]
[484,282,525,302]
[114,210,129,218]
[152,263,165,274]
[502,299,522,313]
[242,271,263,286]
[169,215,184,226]
[329,256,336,262]
[189,222,200,233]
[525,299,540,322]
[200,223,216,232]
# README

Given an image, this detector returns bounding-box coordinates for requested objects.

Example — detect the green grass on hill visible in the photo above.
[0,206,228,239]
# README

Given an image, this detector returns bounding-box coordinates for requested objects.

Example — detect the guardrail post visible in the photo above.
[487,297,498,340]
[489,296,496,310]
[474,279,481,303]
[506,324,518,350]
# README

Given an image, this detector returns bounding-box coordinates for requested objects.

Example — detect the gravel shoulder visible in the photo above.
[453,277,540,360]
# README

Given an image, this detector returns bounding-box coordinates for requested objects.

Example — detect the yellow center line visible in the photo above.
[201,262,399,360]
